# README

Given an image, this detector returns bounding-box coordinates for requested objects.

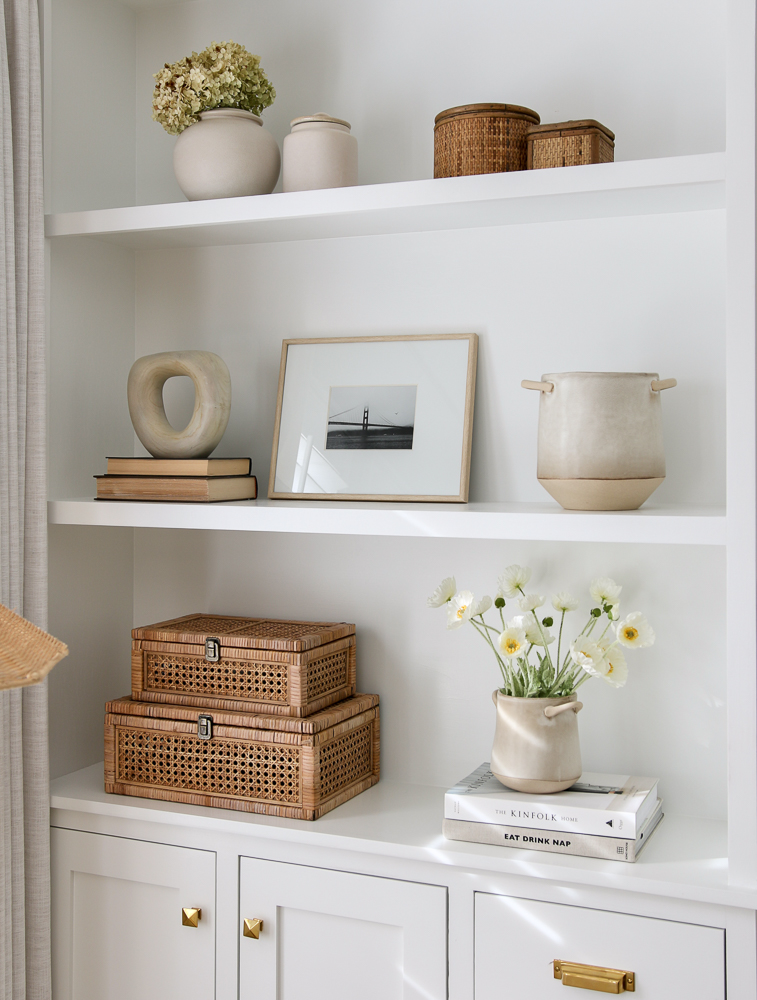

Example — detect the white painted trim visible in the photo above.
[44,153,726,250]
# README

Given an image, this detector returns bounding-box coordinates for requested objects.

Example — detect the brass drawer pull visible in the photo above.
[553,960,635,993]
[182,907,201,927]
[243,917,263,939]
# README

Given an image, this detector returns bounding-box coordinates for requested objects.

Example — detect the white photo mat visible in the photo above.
[268,335,478,501]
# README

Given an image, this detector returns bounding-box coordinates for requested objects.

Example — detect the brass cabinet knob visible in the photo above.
[553,960,635,993]
[243,918,263,939]
[182,907,202,927]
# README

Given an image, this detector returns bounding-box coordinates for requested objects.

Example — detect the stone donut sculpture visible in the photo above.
[127,351,231,459]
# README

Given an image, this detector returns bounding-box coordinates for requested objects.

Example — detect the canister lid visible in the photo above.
[290,112,351,130]
[527,119,615,141]
[434,103,540,126]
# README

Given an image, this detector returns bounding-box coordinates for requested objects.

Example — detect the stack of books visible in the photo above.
[95,457,257,502]
[443,763,663,862]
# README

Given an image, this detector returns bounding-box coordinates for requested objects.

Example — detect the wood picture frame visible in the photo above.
[268,334,478,502]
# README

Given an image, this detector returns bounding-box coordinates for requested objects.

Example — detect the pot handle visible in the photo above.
[521,380,554,392]
[651,378,677,391]
[544,701,583,719]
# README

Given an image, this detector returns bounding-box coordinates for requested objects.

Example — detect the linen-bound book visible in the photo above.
[106,457,252,477]
[445,763,659,838]
[442,799,664,863]
[95,475,257,502]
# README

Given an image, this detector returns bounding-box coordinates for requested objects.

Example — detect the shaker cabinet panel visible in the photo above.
[475,892,725,999]
[51,828,216,1000]
[239,857,447,1000]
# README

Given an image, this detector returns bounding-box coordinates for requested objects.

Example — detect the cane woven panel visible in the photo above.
[163,615,254,634]
[303,648,349,699]
[227,621,330,640]
[145,652,288,703]
[531,134,614,169]
[116,727,302,802]
[319,724,373,798]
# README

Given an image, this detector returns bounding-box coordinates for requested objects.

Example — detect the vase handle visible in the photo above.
[544,701,583,719]
[651,378,677,391]
[521,380,554,392]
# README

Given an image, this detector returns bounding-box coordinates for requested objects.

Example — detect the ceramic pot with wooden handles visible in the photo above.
[490,691,583,793]
[521,371,677,510]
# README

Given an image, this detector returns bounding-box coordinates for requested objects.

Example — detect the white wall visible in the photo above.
[133,212,725,507]
[134,0,726,206]
[133,530,727,819]
[45,0,729,816]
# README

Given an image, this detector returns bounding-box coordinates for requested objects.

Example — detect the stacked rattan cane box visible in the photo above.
[104,613,380,819]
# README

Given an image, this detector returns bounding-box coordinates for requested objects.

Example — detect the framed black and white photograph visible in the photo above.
[268,334,478,501]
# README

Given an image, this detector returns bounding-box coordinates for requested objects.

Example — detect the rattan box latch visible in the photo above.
[205,637,220,662]
[197,714,213,740]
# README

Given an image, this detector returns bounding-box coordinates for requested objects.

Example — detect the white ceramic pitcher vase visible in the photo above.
[491,691,583,793]
[522,371,677,510]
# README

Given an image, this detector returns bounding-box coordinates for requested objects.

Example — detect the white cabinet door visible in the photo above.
[51,828,216,1000]
[475,892,725,999]
[239,857,447,1000]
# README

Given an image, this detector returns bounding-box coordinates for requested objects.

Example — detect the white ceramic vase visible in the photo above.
[522,371,678,510]
[490,691,583,793]
[282,113,358,192]
[173,108,281,201]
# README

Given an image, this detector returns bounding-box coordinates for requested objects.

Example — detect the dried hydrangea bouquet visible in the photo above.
[153,41,280,200]
[428,565,655,791]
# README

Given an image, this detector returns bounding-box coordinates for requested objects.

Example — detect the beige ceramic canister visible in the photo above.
[282,113,358,192]
[490,692,583,793]
[522,371,677,510]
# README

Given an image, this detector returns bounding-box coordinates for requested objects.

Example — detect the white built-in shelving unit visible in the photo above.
[44,1,757,997]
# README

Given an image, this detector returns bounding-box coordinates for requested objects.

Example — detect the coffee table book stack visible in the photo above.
[443,763,662,862]
[95,456,257,502]
[104,613,380,819]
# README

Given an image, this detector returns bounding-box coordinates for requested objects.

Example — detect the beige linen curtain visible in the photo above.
[0,0,50,995]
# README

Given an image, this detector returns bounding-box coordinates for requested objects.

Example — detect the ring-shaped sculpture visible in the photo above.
[127,351,232,459]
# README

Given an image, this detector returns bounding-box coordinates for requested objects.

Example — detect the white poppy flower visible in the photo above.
[525,621,555,646]
[590,576,622,605]
[497,564,532,598]
[446,591,476,630]
[569,637,605,675]
[518,593,545,612]
[427,576,457,607]
[498,623,528,658]
[597,638,628,688]
[552,591,579,613]
[606,603,620,621]
[473,595,492,616]
[616,612,655,648]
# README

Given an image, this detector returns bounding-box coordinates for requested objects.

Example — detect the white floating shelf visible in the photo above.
[47,498,726,545]
[51,764,747,909]
[44,153,725,250]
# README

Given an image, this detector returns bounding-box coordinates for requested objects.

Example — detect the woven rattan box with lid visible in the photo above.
[131,613,356,718]
[434,103,541,178]
[526,119,615,169]
[105,693,380,820]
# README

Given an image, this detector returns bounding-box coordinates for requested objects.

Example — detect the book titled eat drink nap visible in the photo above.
[445,763,659,839]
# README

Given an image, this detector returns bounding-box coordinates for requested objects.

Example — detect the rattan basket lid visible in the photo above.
[106,692,378,735]
[133,613,356,652]
[434,103,540,127]
[526,119,615,141]
[0,604,68,691]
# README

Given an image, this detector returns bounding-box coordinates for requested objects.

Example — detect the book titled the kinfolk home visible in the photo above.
[445,763,659,839]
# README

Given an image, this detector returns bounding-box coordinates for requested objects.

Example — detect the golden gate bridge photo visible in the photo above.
[326,385,417,450]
